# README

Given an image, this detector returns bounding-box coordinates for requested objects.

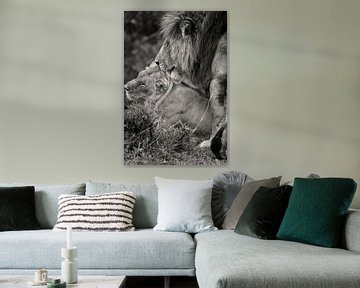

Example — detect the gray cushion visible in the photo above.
[153,177,216,233]
[212,171,249,228]
[195,230,360,288]
[0,229,195,271]
[0,183,85,228]
[222,176,281,229]
[283,173,320,186]
[85,181,158,229]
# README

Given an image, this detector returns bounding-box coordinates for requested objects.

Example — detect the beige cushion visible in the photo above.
[222,176,281,229]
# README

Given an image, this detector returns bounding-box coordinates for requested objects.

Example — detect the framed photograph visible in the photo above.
[124,11,227,165]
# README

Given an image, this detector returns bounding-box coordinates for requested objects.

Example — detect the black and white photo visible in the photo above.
[124,11,227,165]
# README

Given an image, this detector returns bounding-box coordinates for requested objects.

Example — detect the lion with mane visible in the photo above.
[155,11,227,159]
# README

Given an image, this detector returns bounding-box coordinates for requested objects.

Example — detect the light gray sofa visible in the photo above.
[0,181,195,280]
[1,181,360,288]
[195,211,360,288]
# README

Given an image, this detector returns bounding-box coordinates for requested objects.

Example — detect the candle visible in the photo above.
[67,225,72,249]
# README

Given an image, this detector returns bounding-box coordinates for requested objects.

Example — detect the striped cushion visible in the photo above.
[53,192,136,232]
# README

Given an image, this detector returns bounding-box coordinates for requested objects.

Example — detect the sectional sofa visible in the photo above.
[0,179,360,288]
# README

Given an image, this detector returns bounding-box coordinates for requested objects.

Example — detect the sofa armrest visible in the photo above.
[342,209,360,253]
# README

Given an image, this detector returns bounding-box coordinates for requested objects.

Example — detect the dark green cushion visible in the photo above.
[235,185,292,239]
[0,186,41,231]
[277,178,357,247]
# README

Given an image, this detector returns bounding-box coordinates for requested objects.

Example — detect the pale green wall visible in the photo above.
[0,0,359,207]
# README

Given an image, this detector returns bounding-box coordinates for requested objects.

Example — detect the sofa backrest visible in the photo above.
[86,181,158,229]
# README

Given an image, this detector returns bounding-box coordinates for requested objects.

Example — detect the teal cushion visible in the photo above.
[277,178,357,247]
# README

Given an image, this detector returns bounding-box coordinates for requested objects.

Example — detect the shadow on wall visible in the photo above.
[0,0,123,112]
[0,99,123,180]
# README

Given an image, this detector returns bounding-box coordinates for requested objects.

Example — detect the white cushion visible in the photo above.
[153,177,217,233]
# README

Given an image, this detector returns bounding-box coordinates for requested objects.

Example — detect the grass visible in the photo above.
[124,103,226,166]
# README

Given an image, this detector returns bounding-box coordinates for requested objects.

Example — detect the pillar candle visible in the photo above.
[67,225,72,249]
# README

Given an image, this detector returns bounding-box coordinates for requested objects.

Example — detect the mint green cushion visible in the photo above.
[277,178,357,247]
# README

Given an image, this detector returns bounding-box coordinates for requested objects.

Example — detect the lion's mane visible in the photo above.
[160,11,227,91]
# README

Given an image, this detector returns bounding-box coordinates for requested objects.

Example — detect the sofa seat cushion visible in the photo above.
[195,230,360,288]
[0,229,195,271]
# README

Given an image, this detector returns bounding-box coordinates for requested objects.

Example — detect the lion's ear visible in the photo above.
[180,20,193,38]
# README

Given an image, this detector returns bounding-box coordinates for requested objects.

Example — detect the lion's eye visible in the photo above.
[164,41,169,48]
[139,84,147,89]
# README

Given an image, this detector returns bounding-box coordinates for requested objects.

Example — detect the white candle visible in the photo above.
[67,225,72,249]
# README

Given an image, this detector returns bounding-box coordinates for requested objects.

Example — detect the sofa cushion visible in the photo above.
[0,229,195,272]
[0,183,86,229]
[234,185,292,239]
[222,176,281,229]
[277,178,357,247]
[53,192,136,232]
[195,230,360,288]
[86,181,158,229]
[212,171,249,228]
[153,177,216,233]
[0,186,40,231]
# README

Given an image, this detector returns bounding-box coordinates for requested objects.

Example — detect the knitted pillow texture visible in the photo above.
[53,192,136,231]
[277,178,357,247]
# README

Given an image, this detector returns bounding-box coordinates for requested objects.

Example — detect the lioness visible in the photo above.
[124,65,212,138]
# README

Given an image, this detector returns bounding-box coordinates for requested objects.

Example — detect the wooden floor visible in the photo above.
[126,276,199,288]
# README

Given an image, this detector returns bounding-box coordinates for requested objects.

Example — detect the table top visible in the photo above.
[0,275,126,288]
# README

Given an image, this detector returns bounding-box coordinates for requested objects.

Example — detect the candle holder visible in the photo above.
[61,247,78,284]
